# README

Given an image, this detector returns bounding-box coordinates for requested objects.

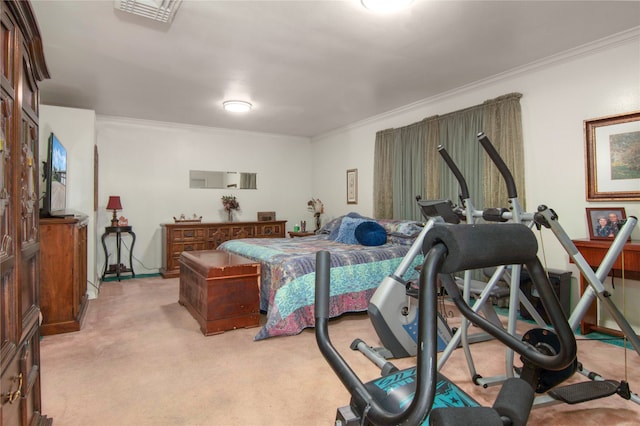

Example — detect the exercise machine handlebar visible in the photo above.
[477,131,518,199]
[315,250,440,425]
[437,143,514,223]
[437,144,470,201]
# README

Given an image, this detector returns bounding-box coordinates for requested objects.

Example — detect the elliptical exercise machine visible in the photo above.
[439,132,640,405]
[355,130,640,409]
[358,133,538,366]
[459,133,640,406]
[315,222,578,425]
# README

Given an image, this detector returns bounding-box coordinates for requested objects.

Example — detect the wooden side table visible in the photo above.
[288,231,315,238]
[572,238,640,336]
[102,226,136,281]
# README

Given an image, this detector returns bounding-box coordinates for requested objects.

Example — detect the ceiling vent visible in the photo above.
[115,0,183,24]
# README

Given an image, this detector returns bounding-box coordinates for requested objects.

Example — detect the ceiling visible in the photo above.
[32,1,640,138]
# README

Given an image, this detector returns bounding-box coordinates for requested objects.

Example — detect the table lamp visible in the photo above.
[106,196,123,227]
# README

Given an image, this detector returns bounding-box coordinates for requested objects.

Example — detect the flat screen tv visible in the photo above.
[40,132,68,217]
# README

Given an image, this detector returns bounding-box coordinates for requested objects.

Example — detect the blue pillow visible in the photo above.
[328,212,368,240]
[334,217,368,244]
[355,221,387,246]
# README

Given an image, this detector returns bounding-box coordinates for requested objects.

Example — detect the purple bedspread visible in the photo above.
[218,234,422,339]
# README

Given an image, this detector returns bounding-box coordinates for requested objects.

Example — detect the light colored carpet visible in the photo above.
[40,277,640,425]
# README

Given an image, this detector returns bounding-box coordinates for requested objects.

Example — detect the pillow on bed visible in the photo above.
[355,221,387,246]
[318,216,342,236]
[325,212,370,240]
[376,219,424,246]
[334,217,368,244]
[377,219,424,238]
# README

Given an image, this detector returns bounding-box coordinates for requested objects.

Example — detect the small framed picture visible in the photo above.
[257,211,276,221]
[347,168,358,204]
[585,207,627,240]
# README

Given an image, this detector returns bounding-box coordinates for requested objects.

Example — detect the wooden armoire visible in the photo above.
[0,1,50,425]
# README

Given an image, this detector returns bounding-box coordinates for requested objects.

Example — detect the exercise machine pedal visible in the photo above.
[548,380,620,404]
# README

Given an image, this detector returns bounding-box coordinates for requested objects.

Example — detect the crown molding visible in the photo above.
[314,26,640,142]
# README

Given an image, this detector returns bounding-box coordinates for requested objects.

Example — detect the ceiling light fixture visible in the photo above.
[361,0,413,13]
[223,100,252,113]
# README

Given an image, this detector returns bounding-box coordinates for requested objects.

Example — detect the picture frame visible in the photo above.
[257,211,276,221]
[585,110,640,201]
[585,207,627,240]
[346,168,358,204]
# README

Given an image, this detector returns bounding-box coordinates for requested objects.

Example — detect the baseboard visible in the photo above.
[101,273,161,283]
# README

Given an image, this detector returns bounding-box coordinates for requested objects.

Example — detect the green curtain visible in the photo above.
[393,122,426,220]
[373,129,396,219]
[423,116,441,201]
[373,93,524,218]
[482,93,525,210]
[438,105,485,208]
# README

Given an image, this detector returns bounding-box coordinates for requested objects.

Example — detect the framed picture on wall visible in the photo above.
[585,207,627,240]
[347,169,357,204]
[585,110,640,201]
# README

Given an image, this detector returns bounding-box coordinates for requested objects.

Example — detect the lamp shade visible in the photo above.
[106,196,123,211]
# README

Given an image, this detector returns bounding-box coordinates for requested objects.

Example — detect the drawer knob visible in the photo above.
[7,373,22,404]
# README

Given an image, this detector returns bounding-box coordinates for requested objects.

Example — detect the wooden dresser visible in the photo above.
[160,220,286,278]
[0,1,51,424]
[39,216,89,335]
[572,238,640,336]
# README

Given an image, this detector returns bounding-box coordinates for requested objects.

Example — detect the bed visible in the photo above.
[217,215,424,340]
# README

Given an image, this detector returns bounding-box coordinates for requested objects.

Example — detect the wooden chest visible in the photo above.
[179,250,261,335]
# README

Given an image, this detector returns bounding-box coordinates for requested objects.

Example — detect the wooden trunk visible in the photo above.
[179,250,260,336]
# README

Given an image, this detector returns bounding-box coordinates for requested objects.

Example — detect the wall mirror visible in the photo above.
[189,170,257,189]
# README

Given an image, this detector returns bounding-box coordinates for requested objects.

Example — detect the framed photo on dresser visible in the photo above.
[586,207,627,240]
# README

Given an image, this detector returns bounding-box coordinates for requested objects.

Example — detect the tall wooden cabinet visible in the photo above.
[39,216,89,336]
[0,1,50,424]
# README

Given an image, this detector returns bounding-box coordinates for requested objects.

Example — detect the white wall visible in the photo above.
[311,33,640,331]
[95,117,312,279]
[40,31,640,332]
[39,106,98,295]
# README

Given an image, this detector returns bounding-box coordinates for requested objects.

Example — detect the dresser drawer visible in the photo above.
[229,225,255,238]
[172,242,207,256]
[171,228,206,242]
[208,227,231,240]
[255,223,284,237]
